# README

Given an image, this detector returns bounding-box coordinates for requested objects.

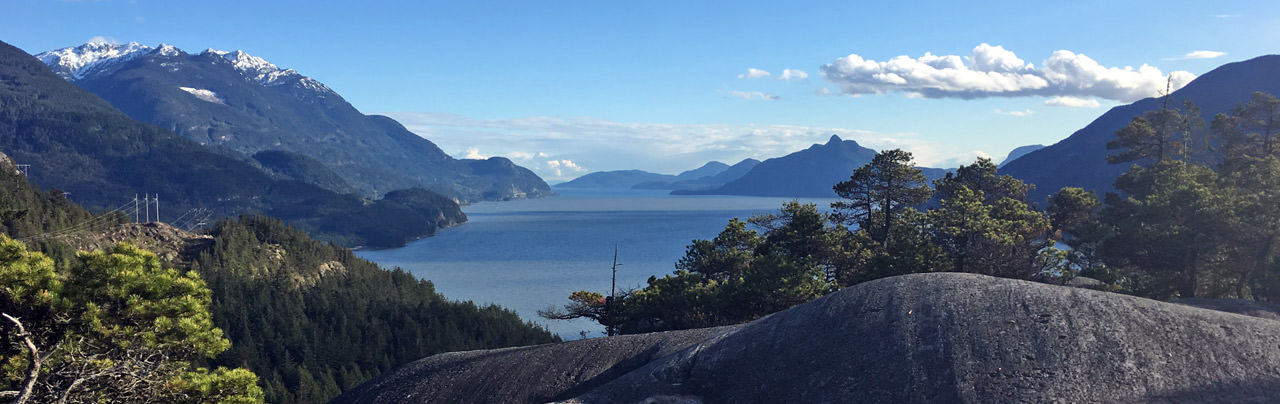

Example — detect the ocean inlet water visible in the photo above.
[356,188,836,338]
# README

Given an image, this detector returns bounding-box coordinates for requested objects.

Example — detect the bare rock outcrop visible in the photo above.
[333,273,1280,404]
[60,222,212,263]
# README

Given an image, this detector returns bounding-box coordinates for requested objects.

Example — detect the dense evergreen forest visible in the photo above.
[0,153,557,403]
[0,155,263,402]
[547,91,1280,335]
[191,216,558,403]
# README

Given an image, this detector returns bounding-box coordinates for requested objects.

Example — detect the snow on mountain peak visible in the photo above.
[36,41,153,81]
[221,49,295,85]
[197,47,321,88]
[154,43,183,57]
[37,41,333,93]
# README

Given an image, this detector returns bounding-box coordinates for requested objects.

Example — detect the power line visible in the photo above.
[20,199,134,242]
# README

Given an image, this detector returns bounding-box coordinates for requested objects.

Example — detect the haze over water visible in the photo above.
[356,188,836,338]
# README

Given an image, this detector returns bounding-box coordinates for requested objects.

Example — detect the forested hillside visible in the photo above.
[0,152,124,262]
[0,151,557,403]
[191,216,558,403]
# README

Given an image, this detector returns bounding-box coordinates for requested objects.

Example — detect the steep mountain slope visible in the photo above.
[0,150,121,249]
[998,144,1043,167]
[1000,55,1280,204]
[36,42,551,202]
[684,135,947,197]
[0,39,462,248]
[335,273,1280,404]
[250,150,355,195]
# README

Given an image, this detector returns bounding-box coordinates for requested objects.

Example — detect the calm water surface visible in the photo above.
[356,188,835,338]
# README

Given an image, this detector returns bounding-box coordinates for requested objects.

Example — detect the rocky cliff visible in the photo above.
[334,273,1280,404]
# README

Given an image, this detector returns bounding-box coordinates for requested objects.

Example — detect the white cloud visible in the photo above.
[506,151,536,160]
[546,159,586,177]
[384,112,990,181]
[1183,50,1226,59]
[1044,96,1101,108]
[994,109,1035,117]
[460,147,487,159]
[730,90,780,101]
[86,36,120,45]
[776,68,809,82]
[737,68,771,79]
[820,43,1195,102]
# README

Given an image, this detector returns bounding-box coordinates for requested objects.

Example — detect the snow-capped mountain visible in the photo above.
[200,48,330,91]
[36,41,153,81]
[36,42,331,93]
[33,41,552,202]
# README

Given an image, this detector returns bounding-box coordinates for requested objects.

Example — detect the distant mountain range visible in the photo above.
[0,39,462,248]
[36,41,551,202]
[678,135,948,198]
[563,135,950,198]
[563,56,1280,202]
[556,170,678,189]
[1000,55,1280,204]
[556,159,760,190]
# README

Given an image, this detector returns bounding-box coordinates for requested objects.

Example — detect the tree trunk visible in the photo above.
[2,313,40,404]
[1243,235,1277,298]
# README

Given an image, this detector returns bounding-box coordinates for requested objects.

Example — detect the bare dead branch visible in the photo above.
[3,312,41,404]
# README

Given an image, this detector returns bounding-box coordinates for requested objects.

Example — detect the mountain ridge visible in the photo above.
[559,159,759,190]
[0,39,463,248]
[1000,54,1280,204]
[35,41,552,202]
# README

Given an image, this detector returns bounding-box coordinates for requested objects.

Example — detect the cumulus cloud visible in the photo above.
[384,112,991,181]
[506,151,549,160]
[737,68,771,79]
[546,159,586,177]
[816,87,832,96]
[460,147,487,159]
[730,90,780,101]
[777,68,809,82]
[1183,50,1226,59]
[820,43,1195,102]
[1044,96,1101,108]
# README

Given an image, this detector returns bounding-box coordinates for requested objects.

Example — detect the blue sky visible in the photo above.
[5,0,1279,181]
